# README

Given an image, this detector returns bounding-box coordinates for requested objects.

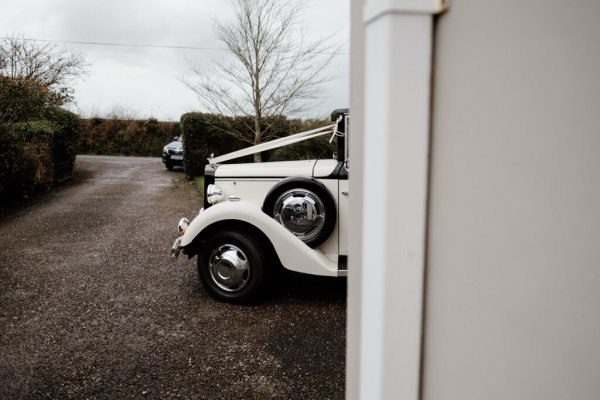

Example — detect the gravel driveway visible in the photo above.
[0,155,346,399]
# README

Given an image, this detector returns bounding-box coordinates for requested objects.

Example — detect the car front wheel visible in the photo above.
[197,230,268,303]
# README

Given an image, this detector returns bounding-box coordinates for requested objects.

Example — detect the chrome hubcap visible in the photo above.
[208,244,249,292]
[273,189,325,243]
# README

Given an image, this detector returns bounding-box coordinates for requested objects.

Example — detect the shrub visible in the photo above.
[0,76,62,125]
[44,107,81,178]
[79,117,179,157]
[0,74,81,205]
[0,108,81,205]
[270,117,335,161]
[269,135,335,161]
[180,113,294,177]
[181,113,234,177]
[0,121,53,203]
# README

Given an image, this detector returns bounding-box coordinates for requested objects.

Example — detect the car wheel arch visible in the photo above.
[186,219,280,266]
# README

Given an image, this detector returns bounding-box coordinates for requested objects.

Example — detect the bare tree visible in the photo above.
[184,0,338,161]
[0,35,86,89]
[0,35,86,125]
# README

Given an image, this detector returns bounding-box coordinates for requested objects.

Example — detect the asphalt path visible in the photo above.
[0,155,346,399]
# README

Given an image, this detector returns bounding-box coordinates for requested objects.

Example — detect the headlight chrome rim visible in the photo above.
[206,184,223,204]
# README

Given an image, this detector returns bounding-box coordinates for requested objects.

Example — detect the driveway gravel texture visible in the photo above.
[0,155,346,400]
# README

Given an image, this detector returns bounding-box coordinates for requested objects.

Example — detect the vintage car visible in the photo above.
[171,109,349,302]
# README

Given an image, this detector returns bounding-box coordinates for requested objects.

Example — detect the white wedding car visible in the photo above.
[171,109,349,302]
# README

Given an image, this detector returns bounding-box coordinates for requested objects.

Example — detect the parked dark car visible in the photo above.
[162,136,183,170]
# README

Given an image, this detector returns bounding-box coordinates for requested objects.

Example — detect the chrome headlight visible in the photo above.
[177,217,190,236]
[206,184,223,204]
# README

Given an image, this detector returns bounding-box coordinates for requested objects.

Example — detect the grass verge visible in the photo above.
[194,176,204,198]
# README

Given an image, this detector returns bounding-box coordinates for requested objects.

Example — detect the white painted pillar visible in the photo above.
[346,0,366,399]
[355,1,445,398]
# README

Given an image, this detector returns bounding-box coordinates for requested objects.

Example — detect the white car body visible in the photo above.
[171,109,349,302]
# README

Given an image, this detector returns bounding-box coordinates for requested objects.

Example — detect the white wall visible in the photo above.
[348,1,444,398]
[424,1,600,399]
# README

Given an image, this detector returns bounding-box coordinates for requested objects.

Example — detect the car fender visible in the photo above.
[180,201,338,277]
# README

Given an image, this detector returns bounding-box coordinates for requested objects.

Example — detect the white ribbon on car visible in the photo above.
[208,123,336,164]
[329,115,345,143]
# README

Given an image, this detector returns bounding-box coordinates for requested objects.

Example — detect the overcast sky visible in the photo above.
[0,0,349,121]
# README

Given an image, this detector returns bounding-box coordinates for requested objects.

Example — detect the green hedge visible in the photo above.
[270,118,335,161]
[0,107,80,204]
[10,120,57,192]
[0,125,38,200]
[0,76,61,125]
[44,107,81,180]
[180,113,249,177]
[181,112,293,177]
[79,117,179,157]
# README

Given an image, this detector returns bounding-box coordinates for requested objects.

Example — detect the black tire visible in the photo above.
[197,230,268,303]
[165,162,174,170]
[263,178,336,248]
